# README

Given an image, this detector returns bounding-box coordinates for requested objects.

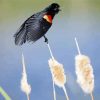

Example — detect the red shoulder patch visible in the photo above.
[43,15,52,23]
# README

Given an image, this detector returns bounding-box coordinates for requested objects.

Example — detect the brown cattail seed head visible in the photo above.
[75,55,94,94]
[48,58,66,87]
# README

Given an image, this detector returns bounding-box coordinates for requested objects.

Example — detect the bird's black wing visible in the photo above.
[25,14,42,42]
[14,12,42,45]
[14,21,27,45]
[25,12,52,43]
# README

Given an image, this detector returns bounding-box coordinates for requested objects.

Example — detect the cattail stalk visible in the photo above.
[90,92,94,100]
[52,77,56,100]
[21,53,31,100]
[75,38,94,100]
[75,37,81,55]
[47,43,56,100]
[47,43,54,60]
[27,94,30,100]
[47,43,69,100]
[0,86,11,100]
[62,86,69,100]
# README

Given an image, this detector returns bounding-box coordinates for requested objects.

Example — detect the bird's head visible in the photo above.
[44,3,60,15]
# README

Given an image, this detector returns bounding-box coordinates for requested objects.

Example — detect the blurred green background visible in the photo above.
[0,0,68,22]
[0,0,100,22]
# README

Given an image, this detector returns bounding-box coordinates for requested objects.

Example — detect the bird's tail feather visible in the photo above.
[14,25,27,45]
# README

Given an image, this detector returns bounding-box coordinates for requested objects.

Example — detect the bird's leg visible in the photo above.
[44,35,48,44]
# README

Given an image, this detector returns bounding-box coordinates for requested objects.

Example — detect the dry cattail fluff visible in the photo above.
[75,55,94,94]
[47,43,69,100]
[48,58,69,100]
[21,54,31,100]
[74,38,94,99]
[48,58,66,87]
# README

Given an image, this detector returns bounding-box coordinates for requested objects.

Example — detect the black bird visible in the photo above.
[14,3,60,45]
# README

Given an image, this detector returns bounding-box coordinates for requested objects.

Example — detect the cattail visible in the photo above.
[75,38,94,100]
[21,53,31,100]
[47,43,69,100]
[48,58,66,87]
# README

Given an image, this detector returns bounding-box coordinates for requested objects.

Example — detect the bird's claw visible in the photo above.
[44,36,48,44]
[44,38,48,44]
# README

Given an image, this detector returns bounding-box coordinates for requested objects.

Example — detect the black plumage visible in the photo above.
[14,3,60,45]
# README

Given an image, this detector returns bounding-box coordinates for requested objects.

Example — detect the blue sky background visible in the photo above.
[0,0,100,100]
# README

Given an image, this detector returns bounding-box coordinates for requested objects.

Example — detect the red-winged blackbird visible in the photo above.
[14,3,60,45]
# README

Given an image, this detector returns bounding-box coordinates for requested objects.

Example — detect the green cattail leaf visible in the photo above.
[0,87,11,100]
